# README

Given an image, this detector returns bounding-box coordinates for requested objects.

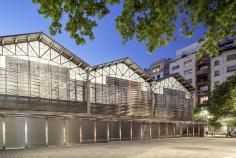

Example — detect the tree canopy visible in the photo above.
[33,0,236,55]
[205,73,236,119]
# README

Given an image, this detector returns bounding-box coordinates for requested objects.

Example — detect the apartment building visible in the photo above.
[148,36,236,107]
[145,58,172,80]
[211,37,236,90]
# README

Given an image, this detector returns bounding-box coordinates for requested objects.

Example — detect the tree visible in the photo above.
[32,0,236,55]
[206,73,236,119]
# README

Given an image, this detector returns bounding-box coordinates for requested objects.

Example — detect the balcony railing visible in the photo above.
[196,69,209,75]
[197,90,209,94]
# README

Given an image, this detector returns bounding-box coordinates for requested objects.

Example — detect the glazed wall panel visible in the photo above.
[5,117,25,149]
[65,119,80,144]
[28,118,46,147]
[48,119,64,146]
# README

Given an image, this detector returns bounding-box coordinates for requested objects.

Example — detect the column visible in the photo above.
[158,122,160,139]
[107,122,110,142]
[198,123,200,136]
[166,122,168,138]
[80,119,82,143]
[2,116,5,149]
[174,123,176,137]
[193,123,195,136]
[150,122,152,140]
[94,121,96,143]
[186,123,189,136]
[45,118,48,146]
[119,120,121,141]
[86,73,91,115]
[130,122,133,141]
[25,118,28,148]
[63,119,66,145]
[141,122,143,139]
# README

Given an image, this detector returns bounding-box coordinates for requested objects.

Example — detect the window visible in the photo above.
[172,65,179,71]
[227,53,236,61]
[214,60,220,66]
[214,70,220,77]
[200,86,208,93]
[200,96,208,104]
[184,69,192,76]
[227,65,236,72]
[156,75,160,79]
[215,81,220,85]
[184,59,192,66]
[152,65,160,73]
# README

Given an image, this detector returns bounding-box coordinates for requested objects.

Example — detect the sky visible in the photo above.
[0,1,206,69]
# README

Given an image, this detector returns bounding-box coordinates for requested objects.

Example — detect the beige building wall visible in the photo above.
[169,53,197,106]
[211,49,236,90]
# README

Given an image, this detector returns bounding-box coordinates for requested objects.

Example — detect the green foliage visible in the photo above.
[33,0,236,55]
[194,108,209,121]
[208,117,222,130]
[226,118,236,127]
[206,73,236,119]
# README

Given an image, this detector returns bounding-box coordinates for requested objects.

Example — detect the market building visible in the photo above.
[0,32,203,149]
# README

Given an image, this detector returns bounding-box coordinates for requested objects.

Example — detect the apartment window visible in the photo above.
[172,65,179,71]
[214,70,220,77]
[227,65,236,72]
[200,96,208,104]
[215,81,220,85]
[200,86,208,93]
[152,65,160,73]
[184,69,192,76]
[184,59,192,66]
[214,60,220,66]
[227,53,236,61]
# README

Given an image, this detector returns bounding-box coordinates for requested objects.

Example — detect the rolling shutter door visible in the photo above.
[5,117,25,149]
[109,121,119,141]
[96,121,107,142]
[65,119,80,145]
[48,119,64,146]
[142,123,150,139]
[160,123,167,137]
[81,119,94,143]
[151,123,159,139]
[168,123,175,137]
[28,118,46,147]
[132,122,142,140]
[121,121,131,141]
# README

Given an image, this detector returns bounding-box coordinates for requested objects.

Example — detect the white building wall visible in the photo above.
[211,49,236,90]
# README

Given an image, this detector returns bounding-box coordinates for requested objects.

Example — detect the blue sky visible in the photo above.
[0,1,206,68]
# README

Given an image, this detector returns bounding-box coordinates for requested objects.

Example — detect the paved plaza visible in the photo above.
[0,137,235,158]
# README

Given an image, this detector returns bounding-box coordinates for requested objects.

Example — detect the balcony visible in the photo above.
[197,90,209,95]
[196,68,209,75]
[196,80,209,86]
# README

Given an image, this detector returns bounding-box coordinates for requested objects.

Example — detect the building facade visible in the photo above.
[149,37,236,106]
[145,58,171,80]
[0,32,202,149]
